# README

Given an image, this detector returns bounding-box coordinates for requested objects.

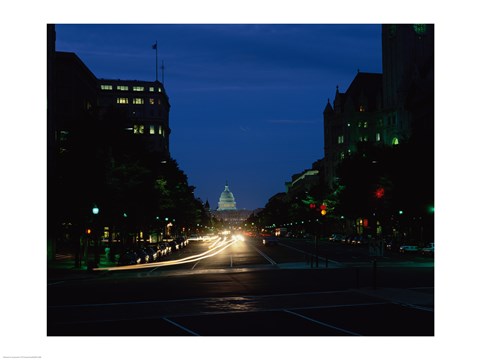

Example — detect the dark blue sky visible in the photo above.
[55,24,382,210]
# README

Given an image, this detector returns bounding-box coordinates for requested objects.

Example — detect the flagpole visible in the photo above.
[155,40,158,82]
[161,60,164,84]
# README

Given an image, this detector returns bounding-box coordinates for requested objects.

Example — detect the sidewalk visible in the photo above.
[47,254,117,282]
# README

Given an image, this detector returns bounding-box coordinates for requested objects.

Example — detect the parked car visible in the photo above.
[135,248,150,263]
[399,245,419,253]
[176,236,188,248]
[169,240,180,251]
[144,246,158,262]
[329,234,346,242]
[117,250,140,266]
[158,243,169,257]
[263,236,279,246]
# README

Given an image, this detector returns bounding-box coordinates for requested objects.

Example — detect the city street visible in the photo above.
[48,235,434,336]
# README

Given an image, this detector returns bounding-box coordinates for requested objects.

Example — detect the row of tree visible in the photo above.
[51,105,211,249]
[248,137,434,245]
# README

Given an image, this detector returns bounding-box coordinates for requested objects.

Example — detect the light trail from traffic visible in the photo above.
[94,235,242,272]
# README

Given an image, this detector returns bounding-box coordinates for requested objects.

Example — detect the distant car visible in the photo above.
[263,236,279,246]
[399,245,419,253]
[344,234,356,244]
[351,235,368,246]
[421,243,434,257]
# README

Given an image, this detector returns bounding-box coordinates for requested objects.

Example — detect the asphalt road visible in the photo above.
[48,235,434,336]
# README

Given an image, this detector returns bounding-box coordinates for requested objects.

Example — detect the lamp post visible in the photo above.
[92,205,100,266]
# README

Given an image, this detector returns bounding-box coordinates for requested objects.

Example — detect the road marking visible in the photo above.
[283,309,361,336]
[230,255,233,267]
[162,317,199,335]
[279,243,343,266]
[250,245,277,265]
[47,289,358,309]
[48,281,65,286]
[191,260,200,270]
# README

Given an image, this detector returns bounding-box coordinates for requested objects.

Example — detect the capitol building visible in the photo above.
[213,182,252,225]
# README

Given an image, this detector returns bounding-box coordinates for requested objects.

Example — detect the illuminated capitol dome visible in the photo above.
[213,182,253,225]
[218,182,237,211]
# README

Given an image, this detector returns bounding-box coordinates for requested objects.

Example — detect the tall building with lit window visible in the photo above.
[323,24,433,189]
[323,71,383,189]
[97,79,171,159]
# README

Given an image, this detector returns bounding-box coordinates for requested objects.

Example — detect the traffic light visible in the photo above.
[375,187,385,199]
[320,203,327,216]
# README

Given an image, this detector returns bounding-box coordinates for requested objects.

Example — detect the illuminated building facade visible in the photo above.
[217,182,237,211]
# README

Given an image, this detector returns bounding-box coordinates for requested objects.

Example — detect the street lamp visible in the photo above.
[92,204,100,266]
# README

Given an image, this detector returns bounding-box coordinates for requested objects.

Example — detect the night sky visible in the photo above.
[54,24,382,210]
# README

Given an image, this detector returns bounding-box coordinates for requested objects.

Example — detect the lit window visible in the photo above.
[159,125,163,135]
[149,87,155,92]
[347,123,351,127]
[133,86,144,92]
[149,98,155,105]
[101,84,113,90]
[116,85,129,91]
[364,122,368,128]
[340,152,345,160]
[392,137,399,145]
[413,24,427,35]
[358,122,362,128]
[376,133,381,141]
[158,88,162,93]
[338,135,344,144]
[116,98,129,104]
[133,125,144,134]
[149,125,155,134]
[133,98,144,105]
[364,136,368,142]
[359,105,365,112]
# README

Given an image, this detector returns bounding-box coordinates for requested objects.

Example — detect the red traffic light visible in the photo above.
[320,203,327,216]
[375,187,385,199]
